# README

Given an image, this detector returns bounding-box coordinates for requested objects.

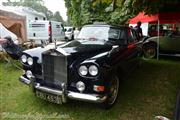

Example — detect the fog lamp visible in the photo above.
[26,70,33,78]
[76,81,85,92]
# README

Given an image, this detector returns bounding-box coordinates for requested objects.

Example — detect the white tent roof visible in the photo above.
[0,23,17,40]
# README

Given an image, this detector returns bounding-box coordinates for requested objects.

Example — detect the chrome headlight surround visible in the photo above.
[27,57,33,66]
[21,55,27,63]
[89,65,98,76]
[79,65,88,76]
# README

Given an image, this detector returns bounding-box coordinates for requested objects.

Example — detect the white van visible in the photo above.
[64,26,74,40]
[28,20,65,44]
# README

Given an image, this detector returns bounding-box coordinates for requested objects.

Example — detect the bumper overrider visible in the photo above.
[19,76,107,104]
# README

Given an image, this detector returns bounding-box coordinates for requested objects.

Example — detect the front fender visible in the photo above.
[23,42,64,63]
[23,47,49,63]
[143,37,158,48]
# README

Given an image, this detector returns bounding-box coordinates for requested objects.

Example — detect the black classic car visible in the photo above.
[143,29,180,58]
[19,23,143,109]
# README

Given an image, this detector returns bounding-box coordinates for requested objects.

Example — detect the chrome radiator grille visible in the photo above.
[42,53,67,88]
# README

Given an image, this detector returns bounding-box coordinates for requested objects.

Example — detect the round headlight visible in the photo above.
[89,65,98,76]
[26,70,33,78]
[21,55,27,63]
[79,65,88,76]
[27,57,33,65]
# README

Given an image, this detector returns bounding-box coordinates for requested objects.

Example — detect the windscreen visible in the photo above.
[77,26,109,40]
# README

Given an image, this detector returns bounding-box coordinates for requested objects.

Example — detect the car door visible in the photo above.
[108,27,140,74]
[126,28,141,69]
[160,33,180,53]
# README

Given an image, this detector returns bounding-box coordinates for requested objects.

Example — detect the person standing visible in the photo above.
[134,21,143,38]
[74,28,80,39]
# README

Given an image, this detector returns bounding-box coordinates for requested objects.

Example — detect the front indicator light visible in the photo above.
[94,85,105,92]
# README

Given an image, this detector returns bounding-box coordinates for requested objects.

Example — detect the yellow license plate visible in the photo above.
[36,90,62,104]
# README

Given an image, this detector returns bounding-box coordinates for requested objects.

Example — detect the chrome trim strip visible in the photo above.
[159,53,180,57]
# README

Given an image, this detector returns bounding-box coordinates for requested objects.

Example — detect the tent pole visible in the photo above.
[157,20,160,60]
[0,24,2,39]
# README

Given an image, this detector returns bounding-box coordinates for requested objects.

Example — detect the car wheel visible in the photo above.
[143,44,157,59]
[100,75,119,109]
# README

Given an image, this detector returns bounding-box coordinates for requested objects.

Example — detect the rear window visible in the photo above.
[67,28,73,32]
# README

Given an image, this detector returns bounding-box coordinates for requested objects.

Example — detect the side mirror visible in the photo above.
[64,28,67,32]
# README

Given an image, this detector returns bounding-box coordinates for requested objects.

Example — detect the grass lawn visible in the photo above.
[0,59,180,120]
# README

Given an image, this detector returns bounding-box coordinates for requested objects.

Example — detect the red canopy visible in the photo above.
[129,12,180,24]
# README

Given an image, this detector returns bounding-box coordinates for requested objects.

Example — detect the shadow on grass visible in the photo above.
[1,59,180,120]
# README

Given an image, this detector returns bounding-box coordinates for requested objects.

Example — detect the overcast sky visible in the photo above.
[0,0,68,21]
[43,0,67,21]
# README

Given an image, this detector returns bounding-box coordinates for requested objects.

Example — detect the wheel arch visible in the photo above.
[143,41,157,48]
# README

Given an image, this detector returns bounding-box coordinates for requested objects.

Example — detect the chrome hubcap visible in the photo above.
[144,47,156,58]
[108,77,119,105]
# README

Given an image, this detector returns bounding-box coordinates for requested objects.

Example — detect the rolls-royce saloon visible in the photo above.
[19,23,142,109]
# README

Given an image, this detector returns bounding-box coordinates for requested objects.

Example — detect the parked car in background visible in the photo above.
[64,26,74,41]
[28,20,65,45]
[1,36,23,60]
[0,23,19,51]
[143,29,180,58]
[19,23,143,109]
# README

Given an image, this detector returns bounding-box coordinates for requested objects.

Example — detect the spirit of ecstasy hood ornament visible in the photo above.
[54,39,57,49]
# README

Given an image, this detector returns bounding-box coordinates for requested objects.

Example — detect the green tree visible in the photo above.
[50,11,65,23]
[65,0,180,27]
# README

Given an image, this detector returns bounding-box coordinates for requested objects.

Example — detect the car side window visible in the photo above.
[67,28,73,32]
[109,28,127,44]
[109,29,120,39]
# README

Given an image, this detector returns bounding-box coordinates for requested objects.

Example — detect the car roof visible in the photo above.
[83,24,130,29]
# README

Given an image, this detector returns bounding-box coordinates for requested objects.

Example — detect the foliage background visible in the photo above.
[64,0,180,27]
[3,0,180,27]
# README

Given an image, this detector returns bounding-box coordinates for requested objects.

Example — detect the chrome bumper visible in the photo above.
[19,76,107,103]
[19,76,31,85]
